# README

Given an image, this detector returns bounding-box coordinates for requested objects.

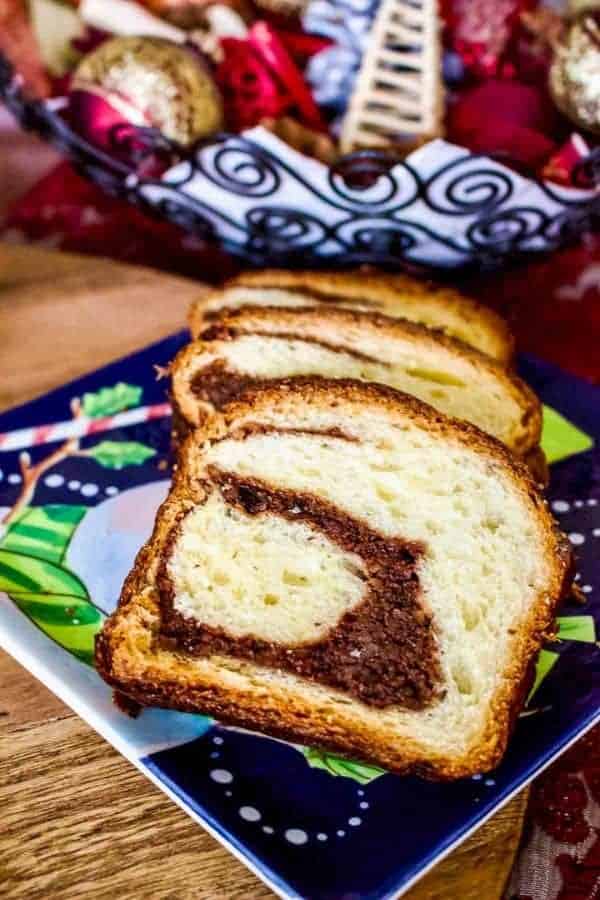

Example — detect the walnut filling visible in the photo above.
[158,473,442,710]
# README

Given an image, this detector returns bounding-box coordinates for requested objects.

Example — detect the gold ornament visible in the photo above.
[550,14,600,135]
[73,35,223,145]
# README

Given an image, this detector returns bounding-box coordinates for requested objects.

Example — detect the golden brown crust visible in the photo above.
[189,269,515,364]
[177,304,541,455]
[96,379,571,779]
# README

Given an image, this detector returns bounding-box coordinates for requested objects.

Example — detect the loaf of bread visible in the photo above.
[173,305,541,463]
[97,379,570,778]
[189,269,514,364]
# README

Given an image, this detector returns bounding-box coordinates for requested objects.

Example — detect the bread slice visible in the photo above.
[173,305,541,460]
[97,379,571,778]
[189,269,514,364]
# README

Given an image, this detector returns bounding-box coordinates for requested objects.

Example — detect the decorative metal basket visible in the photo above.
[2,54,599,271]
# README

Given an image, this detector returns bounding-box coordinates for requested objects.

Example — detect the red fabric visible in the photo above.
[2,130,600,899]
[507,725,600,900]
[1,160,239,283]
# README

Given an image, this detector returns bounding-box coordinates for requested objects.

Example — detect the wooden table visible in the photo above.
[0,243,527,899]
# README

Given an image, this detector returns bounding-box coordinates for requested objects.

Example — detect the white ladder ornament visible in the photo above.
[340,0,444,153]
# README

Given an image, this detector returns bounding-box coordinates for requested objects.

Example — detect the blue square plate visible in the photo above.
[1,334,599,899]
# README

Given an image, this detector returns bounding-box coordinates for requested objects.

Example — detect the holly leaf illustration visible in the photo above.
[541,405,593,464]
[556,615,597,643]
[81,382,142,418]
[85,440,156,469]
[303,747,385,784]
[527,649,560,705]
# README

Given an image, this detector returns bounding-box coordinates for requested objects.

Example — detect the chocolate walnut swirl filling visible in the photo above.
[157,471,443,710]
[190,325,386,412]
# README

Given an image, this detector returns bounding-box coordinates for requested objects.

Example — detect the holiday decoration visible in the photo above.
[216,21,326,131]
[340,0,443,152]
[71,35,223,148]
[441,0,534,79]
[541,133,592,186]
[550,12,600,136]
[303,0,381,115]
[447,78,558,170]
[0,0,598,272]
[261,114,338,162]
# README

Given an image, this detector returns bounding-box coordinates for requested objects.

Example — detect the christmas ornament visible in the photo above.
[541,133,592,186]
[216,21,326,131]
[71,35,224,148]
[340,0,443,152]
[550,13,600,136]
[447,78,557,171]
[137,0,253,29]
[79,0,248,61]
[254,0,307,17]
[441,0,534,79]
[302,0,381,114]
[261,114,338,162]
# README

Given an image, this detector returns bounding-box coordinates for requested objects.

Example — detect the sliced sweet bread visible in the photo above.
[189,269,514,364]
[96,379,571,778]
[173,305,541,460]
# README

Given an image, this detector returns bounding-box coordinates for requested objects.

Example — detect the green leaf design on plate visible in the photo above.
[0,505,86,564]
[82,382,143,418]
[0,506,104,665]
[541,405,593,464]
[527,649,560,705]
[556,615,597,643]
[0,549,87,598]
[85,440,156,469]
[303,747,386,784]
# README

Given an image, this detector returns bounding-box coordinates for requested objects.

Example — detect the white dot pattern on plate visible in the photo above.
[240,806,261,822]
[582,585,593,593]
[8,473,21,484]
[68,480,81,490]
[552,500,570,513]
[44,474,64,487]
[210,768,233,784]
[205,735,375,846]
[285,829,308,845]
[105,486,118,496]
[81,483,99,497]
[569,533,585,546]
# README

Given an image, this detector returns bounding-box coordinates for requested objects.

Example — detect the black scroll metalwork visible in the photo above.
[1,54,598,270]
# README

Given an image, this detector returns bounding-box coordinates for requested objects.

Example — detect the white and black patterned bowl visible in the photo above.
[2,54,599,271]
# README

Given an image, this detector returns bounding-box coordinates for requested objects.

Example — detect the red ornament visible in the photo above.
[447,79,557,171]
[441,0,536,79]
[541,134,592,186]
[216,22,327,132]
